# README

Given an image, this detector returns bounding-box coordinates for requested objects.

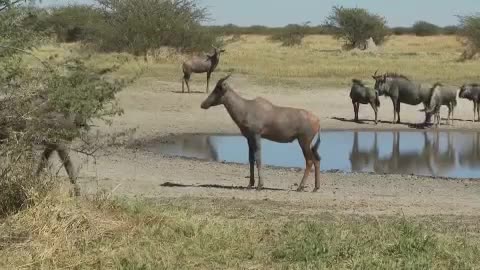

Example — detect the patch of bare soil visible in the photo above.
[63,76,480,216]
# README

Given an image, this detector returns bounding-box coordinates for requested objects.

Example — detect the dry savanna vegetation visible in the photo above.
[32,35,478,90]
[2,0,480,269]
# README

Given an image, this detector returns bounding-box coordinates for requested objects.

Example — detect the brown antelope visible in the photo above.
[182,45,225,93]
[200,74,321,192]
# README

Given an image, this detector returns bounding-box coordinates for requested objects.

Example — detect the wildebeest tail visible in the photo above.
[375,90,380,107]
[311,128,321,161]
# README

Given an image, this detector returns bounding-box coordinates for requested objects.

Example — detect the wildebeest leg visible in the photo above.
[352,101,358,122]
[252,134,263,190]
[35,144,55,177]
[391,98,397,124]
[206,72,211,93]
[477,101,480,122]
[396,100,401,124]
[184,73,191,93]
[182,75,185,93]
[370,101,378,124]
[296,136,314,192]
[451,104,454,125]
[56,143,80,196]
[474,102,477,122]
[246,137,255,189]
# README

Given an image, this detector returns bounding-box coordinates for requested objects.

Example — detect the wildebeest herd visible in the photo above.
[3,45,480,195]
[354,70,480,127]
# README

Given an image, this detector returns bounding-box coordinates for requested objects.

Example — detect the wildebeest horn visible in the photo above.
[223,73,232,81]
[373,69,379,76]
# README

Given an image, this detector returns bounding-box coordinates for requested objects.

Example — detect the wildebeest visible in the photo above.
[182,45,226,93]
[350,79,380,124]
[372,71,432,124]
[423,82,457,126]
[200,74,321,192]
[458,83,480,122]
[0,96,85,196]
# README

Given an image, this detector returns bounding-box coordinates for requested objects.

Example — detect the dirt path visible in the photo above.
[67,76,480,216]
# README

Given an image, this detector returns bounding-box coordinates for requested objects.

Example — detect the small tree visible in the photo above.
[325,6,389,49]
[95,0,219,56]
[412,21,441,36]
[458,14,480,60]
[269,22,310,47]
[442,25,459,35]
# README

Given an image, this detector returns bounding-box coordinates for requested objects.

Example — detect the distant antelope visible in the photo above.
[201,74,321,192]
[182,46,225,93]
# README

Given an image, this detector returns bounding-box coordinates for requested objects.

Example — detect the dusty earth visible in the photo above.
[59,76,480,216]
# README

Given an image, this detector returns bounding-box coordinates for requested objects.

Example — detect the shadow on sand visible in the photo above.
[171,90,207,94]
[160,181,287,191]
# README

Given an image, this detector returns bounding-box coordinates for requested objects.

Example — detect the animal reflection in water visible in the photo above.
[458,133,480,169]
[151,135,218,161]
[349,131,471,177]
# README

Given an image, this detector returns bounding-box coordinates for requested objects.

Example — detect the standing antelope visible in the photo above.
[182,46,226,93]
[201,74,321,192]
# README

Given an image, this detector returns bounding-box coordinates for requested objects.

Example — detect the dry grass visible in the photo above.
[1,190,479,269]
[27,35,480,89]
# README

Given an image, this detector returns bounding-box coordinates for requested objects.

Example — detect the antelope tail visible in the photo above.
[311,127,321,161]
[375,91,380,107]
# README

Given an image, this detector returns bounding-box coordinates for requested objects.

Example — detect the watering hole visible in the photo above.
[142,131,480,179]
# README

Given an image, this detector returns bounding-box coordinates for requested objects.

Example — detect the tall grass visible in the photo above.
[1,195,479,269]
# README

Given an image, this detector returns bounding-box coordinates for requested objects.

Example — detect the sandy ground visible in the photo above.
[60,76,480,216]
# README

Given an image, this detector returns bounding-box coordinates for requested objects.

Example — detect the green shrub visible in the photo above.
[94,0,220,55]
[45,5,104,43]
[326,6,389,49]
[269,23,309,46]
[412,21,441,36]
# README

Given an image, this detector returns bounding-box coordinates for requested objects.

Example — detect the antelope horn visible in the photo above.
[224,73,232,81]
[374,69,379,76]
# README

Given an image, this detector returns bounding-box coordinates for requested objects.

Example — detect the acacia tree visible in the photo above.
[325,6,389,49]
[94,0,219,57]
[458,14,480,60]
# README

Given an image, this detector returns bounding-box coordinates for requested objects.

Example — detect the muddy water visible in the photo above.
[143,131,480,179]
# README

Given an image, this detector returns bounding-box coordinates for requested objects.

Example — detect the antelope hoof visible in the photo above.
[70,185,81,197]
[296,186,305,192]
[312,187,320,192]
[247,184,254,190]
[256,185,263,191]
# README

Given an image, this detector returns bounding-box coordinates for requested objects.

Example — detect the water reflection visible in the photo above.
[349,131,478,178]
[143,131,480,179]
